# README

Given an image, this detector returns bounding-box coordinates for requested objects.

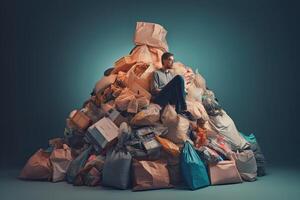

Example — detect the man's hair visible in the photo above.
[161,52,174,65]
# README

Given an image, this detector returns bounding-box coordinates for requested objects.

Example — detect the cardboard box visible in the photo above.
[70,110,92,130]
[87,117,119,149]
[112,56,136,74]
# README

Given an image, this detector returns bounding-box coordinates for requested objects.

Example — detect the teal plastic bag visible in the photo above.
[240,132,257,143]
[181,142,210,190]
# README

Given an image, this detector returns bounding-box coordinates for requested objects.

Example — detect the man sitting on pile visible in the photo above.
[151,52,194,120]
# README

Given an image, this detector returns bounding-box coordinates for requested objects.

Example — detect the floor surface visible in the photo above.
[1,166,300,200]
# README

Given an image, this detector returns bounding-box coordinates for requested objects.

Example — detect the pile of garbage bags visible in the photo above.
[19,22,266,191]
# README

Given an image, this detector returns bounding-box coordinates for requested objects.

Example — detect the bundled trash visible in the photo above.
[19,22,266,191]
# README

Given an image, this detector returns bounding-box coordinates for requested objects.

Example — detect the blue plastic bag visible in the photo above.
[181,142,210,190]
[239,132,257,143]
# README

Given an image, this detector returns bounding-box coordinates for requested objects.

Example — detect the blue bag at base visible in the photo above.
[181,142,210,190]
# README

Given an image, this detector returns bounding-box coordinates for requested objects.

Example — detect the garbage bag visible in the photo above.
[202,90,223,116]
[207,136,233,160]
[66,146,92,184]
[102,148,132,189]
[73,155,104,186]
[115,88,136,111]
[209,110,250,151]
[181,142,210,190]
[50,144,73,182]
[161,105,190,144]
[232,150,257,182]
[132,159,172,191]
[240,132,266,176]
[186,100,209,121]
[19,149,52,180]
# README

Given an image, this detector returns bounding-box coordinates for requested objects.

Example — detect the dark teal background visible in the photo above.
[1,0,299,168]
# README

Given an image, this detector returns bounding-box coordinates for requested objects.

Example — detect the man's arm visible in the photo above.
[151,71,162,95]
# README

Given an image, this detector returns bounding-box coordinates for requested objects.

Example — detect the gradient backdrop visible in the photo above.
[1,0,299,168]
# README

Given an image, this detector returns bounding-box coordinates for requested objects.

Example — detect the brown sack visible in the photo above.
[209,160,243,185]
[134,22,169,52]
[130,45,164,68]
[161,105,190,144]
[132,160,173,191]
[19,149,52,180]
[148,46,164,68]
[50,144,73,182]
[131,104,161,126]
[130,45,153,64]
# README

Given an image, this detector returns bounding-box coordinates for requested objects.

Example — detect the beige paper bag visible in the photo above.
[209,160,243,185]
[132,160,172,191]
[134,22,169,52]
[161,105,190,144]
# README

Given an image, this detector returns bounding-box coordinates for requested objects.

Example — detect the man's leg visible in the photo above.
[153,75,187,113]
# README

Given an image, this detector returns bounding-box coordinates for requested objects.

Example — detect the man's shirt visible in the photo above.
[151,69,175,94]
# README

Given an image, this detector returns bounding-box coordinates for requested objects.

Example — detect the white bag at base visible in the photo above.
[209,110,250,150]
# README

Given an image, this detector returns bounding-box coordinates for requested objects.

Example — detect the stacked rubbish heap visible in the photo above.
[19,22,266,191]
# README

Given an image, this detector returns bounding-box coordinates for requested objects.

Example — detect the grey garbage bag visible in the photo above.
[232,150,257,182]
[102,132,132,189]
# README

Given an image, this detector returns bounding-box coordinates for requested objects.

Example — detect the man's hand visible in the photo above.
[152,88,161,95]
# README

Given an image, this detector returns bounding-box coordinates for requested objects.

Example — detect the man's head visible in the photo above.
[161,52,174,69]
